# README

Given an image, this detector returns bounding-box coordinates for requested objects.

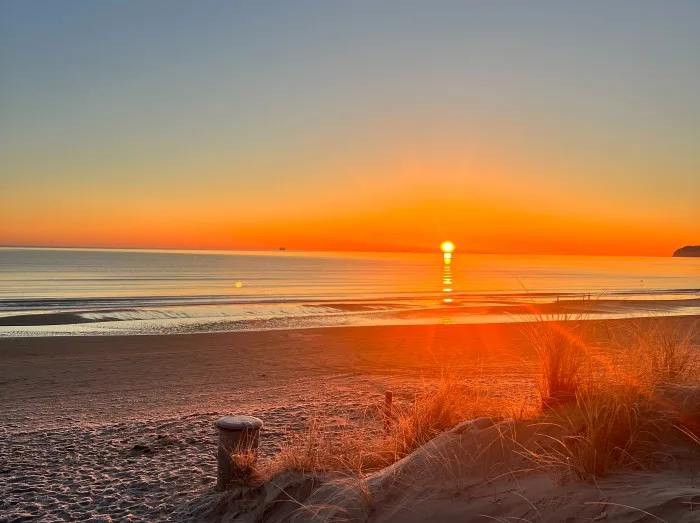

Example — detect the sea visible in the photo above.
[0,247,698,337]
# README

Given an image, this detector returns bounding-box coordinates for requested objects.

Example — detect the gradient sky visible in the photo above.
[1,1,698,255]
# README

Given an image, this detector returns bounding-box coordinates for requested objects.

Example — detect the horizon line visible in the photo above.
[0,243,681,258]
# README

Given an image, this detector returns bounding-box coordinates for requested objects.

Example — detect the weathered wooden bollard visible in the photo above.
[215,415,263,490]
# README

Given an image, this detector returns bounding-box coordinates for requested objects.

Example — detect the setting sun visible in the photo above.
[441,241,455,254]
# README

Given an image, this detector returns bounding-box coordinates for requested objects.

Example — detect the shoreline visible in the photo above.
[2,310,698,341]
[1,298,699,337]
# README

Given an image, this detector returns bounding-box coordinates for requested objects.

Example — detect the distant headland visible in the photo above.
[672,245,700,257]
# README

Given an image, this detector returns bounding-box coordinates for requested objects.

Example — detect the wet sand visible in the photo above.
[1,316,698,521]
[1,296,699,336]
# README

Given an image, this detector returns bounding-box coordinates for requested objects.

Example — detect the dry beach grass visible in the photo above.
[197,316,700,522]
[250,372,519,482]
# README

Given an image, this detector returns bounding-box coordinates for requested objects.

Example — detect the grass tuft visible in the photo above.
[523,312,591,407]
[229,447,262,483]
[250,371,519,483]
[525,317,698,479]
[612,318,699,388]
[386,373,481,459]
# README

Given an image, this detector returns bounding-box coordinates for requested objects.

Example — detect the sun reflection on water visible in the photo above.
[442,242,454,304]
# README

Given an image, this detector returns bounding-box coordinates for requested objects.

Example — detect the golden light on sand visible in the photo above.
[440,241,455,253]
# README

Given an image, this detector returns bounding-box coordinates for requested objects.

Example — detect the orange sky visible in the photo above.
[1,186,696,256]
[1,136,698,256]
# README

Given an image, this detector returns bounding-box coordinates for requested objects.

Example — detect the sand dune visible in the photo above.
[182,418,700,522]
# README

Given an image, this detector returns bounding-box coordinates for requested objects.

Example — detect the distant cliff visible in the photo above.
[673,245,700,257]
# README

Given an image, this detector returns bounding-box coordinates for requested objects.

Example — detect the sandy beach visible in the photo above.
[1,315,698,521]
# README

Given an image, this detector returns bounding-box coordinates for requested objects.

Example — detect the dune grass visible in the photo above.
[232,372,524,484]
[522,312,592,408]
[529,379,660,478]
[611,317,699,388]
[230,316,698,487]
[384,373,485,459]
[525,316,699,479]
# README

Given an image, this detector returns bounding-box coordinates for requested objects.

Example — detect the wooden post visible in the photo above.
[384,391,393,434]
[215,415,263,490]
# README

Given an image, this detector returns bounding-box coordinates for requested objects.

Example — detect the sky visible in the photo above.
[1,1,699,255]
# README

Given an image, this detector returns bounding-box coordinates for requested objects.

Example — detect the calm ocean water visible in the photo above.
[0,247,698,336]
